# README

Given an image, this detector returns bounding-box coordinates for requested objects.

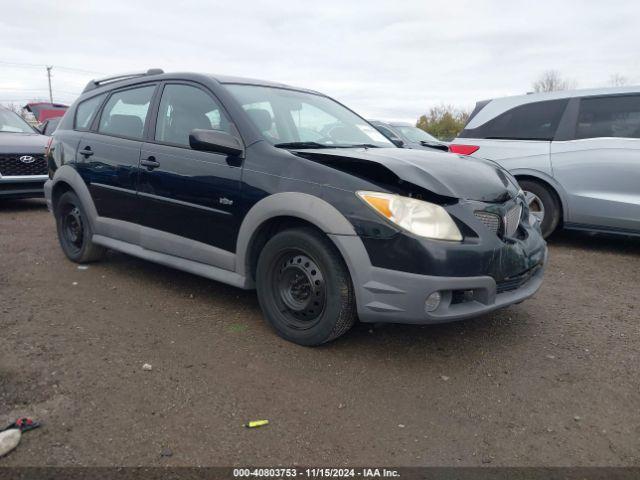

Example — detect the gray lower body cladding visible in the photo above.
[330,234,547,324]
[46,173,546,325]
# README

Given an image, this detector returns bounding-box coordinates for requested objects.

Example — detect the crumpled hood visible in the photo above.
[295,147,519,202]
[0,132,49,154]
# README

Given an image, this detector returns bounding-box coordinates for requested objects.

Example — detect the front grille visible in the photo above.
[475,204,523,238]
[496,264,541,293]
[0,154,47,176]
[474,211,500,234]
[504,204,522,237]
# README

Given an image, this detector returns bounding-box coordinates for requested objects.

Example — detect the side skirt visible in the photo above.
[92,234,252,290]
[563,222,640,238]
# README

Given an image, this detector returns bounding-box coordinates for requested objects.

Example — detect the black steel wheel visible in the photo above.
[273,251,326,329]
[55,190,105,263]
[256,227,357,346]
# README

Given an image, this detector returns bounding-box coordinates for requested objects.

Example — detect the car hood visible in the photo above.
[0,132,49,154]
[294,147,519,203]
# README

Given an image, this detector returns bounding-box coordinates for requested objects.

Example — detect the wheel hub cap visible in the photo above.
[64,207,84,248]
[277,253,325,322]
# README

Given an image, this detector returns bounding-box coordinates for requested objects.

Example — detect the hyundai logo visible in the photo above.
[19,155,35,164]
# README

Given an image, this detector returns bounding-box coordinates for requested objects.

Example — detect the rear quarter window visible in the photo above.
[460,99,568,140]
[74,94,106,130]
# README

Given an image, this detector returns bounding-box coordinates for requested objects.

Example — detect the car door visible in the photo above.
[137,82,242,269]
[76,84,156,236]
[551,94,640,232]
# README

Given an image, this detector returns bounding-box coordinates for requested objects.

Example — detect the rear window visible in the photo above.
[98,85,155,140]
[575,95,640,139]
[460,99,568,141]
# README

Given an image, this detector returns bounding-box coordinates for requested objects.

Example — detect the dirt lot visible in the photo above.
[1,198,639,467]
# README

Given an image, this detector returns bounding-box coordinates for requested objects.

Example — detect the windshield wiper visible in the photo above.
[273,142,332,149]
[274,142,382,150]
[340,143,380,148]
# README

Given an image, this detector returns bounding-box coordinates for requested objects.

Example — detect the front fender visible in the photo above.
[235,192,358,281]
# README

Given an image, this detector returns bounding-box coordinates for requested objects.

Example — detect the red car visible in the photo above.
[23,102,68,122]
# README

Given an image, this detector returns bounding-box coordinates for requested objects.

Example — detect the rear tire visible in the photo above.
[54,191,105,263]
[255,227,357,346]
[518,179,560,238]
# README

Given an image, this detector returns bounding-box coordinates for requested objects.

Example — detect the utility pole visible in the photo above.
[46,66,53,103]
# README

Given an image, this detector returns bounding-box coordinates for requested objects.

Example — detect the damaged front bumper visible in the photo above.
[329,196,548,324]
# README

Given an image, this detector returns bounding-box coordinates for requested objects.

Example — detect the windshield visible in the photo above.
[396,125,439,143]
[0,109,35,134]
[225,84,394,148]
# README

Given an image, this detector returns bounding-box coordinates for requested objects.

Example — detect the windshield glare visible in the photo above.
[0,109,35,134]
[225,84,394,148]
[396,125,439,143]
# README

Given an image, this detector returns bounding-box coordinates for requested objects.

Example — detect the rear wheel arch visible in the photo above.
[515,175,563,237]
[52,180,73,211]
[514,174,565,224]
[49,165,98,228]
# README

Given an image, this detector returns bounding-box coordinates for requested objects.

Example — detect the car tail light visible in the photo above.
[449,144,479,155]
[45,136,53,156]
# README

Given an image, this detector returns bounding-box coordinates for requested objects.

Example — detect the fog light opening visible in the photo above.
[424,291,442,313]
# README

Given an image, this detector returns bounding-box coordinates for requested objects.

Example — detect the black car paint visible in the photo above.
[48,72,545,283]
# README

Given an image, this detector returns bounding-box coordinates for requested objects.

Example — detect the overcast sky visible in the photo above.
[1,0,639,121]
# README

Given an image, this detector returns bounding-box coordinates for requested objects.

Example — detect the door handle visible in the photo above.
[79,146,93,157]
[140,156,160,170]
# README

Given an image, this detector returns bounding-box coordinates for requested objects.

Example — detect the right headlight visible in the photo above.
[356,191,462,242]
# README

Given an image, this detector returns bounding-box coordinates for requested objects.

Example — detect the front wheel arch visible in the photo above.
[234,192,358,285]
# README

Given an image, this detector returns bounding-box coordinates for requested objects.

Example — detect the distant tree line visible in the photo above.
[416,70,633,140]
[416,106,470,141]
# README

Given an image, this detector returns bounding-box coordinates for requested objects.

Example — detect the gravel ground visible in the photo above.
[1,198,639,467]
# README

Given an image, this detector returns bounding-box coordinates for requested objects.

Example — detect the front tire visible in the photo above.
[519,179,560,238]
[255,228,357,346]
[54,191,105,263]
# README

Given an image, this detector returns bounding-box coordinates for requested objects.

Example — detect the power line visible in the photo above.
[0,60,104,76]
[0,87,81,95]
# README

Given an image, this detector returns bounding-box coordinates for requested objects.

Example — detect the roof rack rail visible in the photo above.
[82,68,164,93]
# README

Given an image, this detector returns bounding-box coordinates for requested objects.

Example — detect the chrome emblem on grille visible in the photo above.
[19,155,35,164]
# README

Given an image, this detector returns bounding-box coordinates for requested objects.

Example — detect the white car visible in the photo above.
[450,87,640,238]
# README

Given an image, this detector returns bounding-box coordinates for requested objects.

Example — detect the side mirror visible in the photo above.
[189,129,244,157]
[391,137,404,148]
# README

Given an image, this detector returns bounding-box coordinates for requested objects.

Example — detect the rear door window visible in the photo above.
[575,95,640,139]
[461,99,568,140]
[98,85,155,140]
[74,94,106,130]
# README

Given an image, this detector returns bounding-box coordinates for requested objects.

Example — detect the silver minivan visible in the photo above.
[450,87,640,238]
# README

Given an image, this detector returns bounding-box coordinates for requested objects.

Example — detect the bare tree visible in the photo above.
[609,74,628,86]
[532,70,576,93]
